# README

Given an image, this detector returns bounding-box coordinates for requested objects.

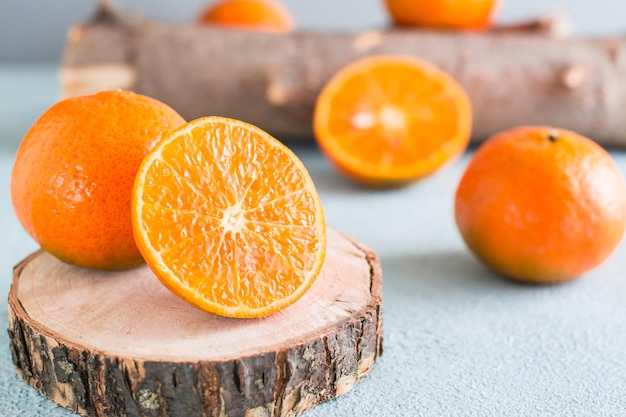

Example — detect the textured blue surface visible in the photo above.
[3,66,626,417]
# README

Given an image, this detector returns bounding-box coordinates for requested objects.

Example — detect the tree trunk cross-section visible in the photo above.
[7,228,383,417]
[60,5,626,146]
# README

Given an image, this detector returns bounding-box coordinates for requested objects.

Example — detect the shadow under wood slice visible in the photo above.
[7,228,383,417]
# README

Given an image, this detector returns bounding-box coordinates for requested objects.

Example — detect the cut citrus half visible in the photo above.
[132,116,326,318]
[313,55,472,187]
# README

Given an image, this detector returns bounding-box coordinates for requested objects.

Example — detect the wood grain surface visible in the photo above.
[8,228,383,417]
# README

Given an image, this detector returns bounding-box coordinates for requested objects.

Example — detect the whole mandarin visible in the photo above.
[455,126,626,284]
[11,90,185,270]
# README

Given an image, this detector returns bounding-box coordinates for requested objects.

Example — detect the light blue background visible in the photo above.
[1,0,624,63]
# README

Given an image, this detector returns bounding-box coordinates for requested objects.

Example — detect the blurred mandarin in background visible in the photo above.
[384,0,502,30]
[314,54,472,187]
[197,0,294,33]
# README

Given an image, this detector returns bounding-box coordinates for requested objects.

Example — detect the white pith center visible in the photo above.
[379,105,406,130]
[221,204,245,233]
[350,105,406,131]
[351,112,376,129]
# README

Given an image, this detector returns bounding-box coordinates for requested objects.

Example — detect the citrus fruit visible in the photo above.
[455,126,626,284]
[384,0,501,30]
[313,55,472,187]
[197,0,294,33]
[132,116,326,318]
[10,90,186,270]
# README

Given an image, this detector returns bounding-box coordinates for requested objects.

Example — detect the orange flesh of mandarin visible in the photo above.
[314,55,472,186]
[132,117,326,318]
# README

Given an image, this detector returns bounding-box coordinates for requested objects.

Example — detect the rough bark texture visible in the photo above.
[60,5,626,146]
[7,231,383,417]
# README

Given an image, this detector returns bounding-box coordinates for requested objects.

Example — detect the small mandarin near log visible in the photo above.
[197,0,294,33]
[455,126,626,284]
[384,0,502,30]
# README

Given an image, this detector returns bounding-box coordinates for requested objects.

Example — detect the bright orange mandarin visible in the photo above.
[10,90,185,270]
[197,0,294,33]
[132,116,326,318]
[384,0,501,30]
[314,55,472,187]
[455,126,626,284]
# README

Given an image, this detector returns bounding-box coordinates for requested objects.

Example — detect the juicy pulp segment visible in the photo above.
[134,118,325,315]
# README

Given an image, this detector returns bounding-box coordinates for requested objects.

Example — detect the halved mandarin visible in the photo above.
[132,116,326,318]
[314,55,472,187]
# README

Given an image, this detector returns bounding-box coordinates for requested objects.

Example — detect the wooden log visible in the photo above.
[7,228,383,417]
[59,5,626,146]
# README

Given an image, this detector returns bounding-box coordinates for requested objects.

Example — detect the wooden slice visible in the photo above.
[7,228,383,417]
